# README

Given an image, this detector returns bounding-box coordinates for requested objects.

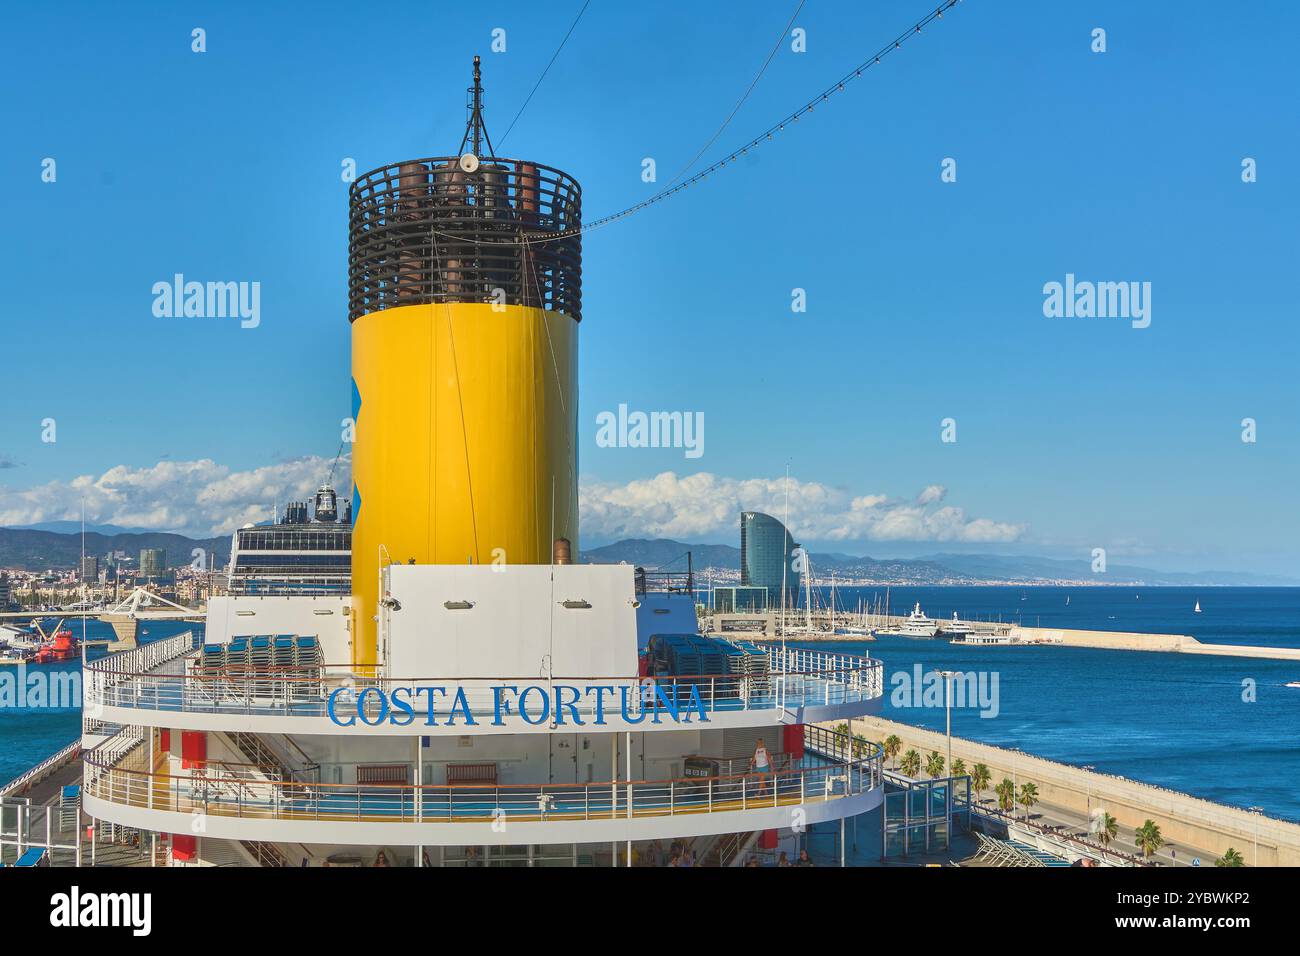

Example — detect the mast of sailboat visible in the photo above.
[780,463,790,652]
[829,571,836,631]
[804,553,812,631]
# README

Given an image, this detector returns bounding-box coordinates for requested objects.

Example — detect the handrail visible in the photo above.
[85,647,885,721]
[0,740,81,797]
[85,659,878,682]
[975,805,1151,867]
[83,739,884,824]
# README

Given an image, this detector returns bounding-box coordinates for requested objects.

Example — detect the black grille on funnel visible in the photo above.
[347,157,582,322]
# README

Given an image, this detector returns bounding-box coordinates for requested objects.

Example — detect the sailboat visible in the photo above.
[1194,600,1202,614]
[1065,595,1070,606]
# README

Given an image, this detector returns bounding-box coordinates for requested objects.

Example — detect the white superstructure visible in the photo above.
[79,564,884,866]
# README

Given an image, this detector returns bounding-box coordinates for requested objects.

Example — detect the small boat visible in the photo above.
[1285,681,1300,689]
[0,647,33,667]
[32,625,80,664]
[0,623,43,652]
[1194,601,1202,613]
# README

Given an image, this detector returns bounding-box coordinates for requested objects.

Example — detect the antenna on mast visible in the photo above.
[458,55,496,160]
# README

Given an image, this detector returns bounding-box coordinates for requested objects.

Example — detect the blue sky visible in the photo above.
[1,1,1297,574]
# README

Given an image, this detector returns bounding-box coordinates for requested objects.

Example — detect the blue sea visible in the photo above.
[0,619,199,786]
[797,586,1300,820]
[4,588,1299,820]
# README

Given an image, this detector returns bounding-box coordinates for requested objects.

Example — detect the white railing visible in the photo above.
[85,650,884,723]
[82,726,145,789]
[0,740,81,798]
[84,735,884,826]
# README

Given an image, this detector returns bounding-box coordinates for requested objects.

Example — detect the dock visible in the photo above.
[704,610,1300,662]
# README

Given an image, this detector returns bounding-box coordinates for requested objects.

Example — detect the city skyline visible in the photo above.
[1,2,1296,575]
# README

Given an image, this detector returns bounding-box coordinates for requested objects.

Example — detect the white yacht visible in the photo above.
[939,612,976,641]
[897,602,940,638]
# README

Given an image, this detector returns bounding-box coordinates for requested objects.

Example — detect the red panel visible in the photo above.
[159,729,170,753]
[172,834,196,861]
[180,731,206,769]
[758,829,778,850]
[783,724,805,760]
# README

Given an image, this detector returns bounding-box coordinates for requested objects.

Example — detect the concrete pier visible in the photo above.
[1007,625,1300,661]
[703,609,1300,662]
[99,616,139,651]
[849,715,1300,867]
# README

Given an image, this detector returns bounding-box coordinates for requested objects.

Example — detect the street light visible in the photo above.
[938,670,959,838]
[937,671,960,775]
[1081,765,1096,828]
[1248,806,1264,867]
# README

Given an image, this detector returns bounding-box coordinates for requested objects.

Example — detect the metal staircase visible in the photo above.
[242,840,291,868]
[218,732,318,867]
[703,831,758,867]
[226,732,318,795]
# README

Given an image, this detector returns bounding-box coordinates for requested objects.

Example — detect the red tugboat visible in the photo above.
[32,620,80,664]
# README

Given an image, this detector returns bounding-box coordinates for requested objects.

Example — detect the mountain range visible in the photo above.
[579,538,1299,587]
[0,527,231,572]
[1,527,1293,586]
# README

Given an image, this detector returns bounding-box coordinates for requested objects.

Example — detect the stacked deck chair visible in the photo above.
[272,635,296,702]
[690,636,728,708]
[249,636,273,699]
[224,637,250,700]
[293,635,323,703]
[195,643,225,704]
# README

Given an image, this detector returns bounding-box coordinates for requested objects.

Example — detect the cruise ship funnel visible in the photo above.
[347,59,582,668]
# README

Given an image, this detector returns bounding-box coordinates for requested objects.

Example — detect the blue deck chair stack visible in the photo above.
[293,635,322,701]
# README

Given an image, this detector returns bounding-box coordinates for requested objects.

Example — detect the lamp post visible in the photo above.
[1248,806,1264,867]
[1081,765,1096,830]
[937,671,959,777]
[938,670,959,839]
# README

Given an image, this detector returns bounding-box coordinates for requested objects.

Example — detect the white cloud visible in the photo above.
[916,484,946,506]
[579,472,1025,545]
[0,456,351,538]
[0,460,1023,547]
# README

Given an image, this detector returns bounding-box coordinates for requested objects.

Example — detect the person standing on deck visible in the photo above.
[750,738,773,796]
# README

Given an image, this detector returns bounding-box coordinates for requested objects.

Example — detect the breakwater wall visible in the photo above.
[1008,626,1300,661]
[849,715,1300,867]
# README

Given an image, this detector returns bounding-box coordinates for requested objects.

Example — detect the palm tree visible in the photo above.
[970,763,992,801]
[900,749,921,779]
[951,758,967,779]
[1215,847,1244,867]
[995,777,1016,814]
[883,735,902,768]
[1017,782,1039,821]
[834,722,851,737]
[851,733,868,758]
[1134,820,1164,860]
[925,751,945,779]
[1097,812,1118,847]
